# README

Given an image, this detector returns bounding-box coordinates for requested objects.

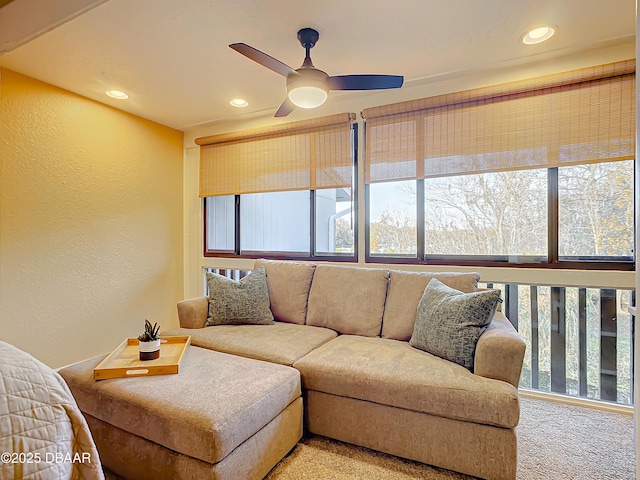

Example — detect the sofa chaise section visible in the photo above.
[59,346,303,480]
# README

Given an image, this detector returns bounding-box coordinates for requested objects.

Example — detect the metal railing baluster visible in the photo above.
[530,285,539,390]
[600,289,618,402]
[578,288,588,397]
[550,287,567,394]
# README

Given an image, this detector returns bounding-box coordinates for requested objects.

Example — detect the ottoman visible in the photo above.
[58,346,303,480]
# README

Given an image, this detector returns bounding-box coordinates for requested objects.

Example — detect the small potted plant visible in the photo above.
[138,319,161,360]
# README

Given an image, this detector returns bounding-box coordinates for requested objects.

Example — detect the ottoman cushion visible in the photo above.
[59,346,301,464]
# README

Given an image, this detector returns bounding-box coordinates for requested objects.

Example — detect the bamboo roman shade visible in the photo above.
[197,113,356,197]
[362,60,635,183]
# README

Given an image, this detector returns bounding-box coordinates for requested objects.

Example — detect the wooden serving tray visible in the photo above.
[94,335,191,380]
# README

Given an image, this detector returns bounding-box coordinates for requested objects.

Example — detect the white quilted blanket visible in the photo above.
[0,341,104,480]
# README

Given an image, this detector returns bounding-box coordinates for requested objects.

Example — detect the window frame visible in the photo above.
[364,165,635,271]
[203,124,359,262]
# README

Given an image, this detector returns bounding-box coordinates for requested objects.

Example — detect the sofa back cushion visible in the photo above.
[254,259,315,325]
[382,270,480,341]
[306,265,389,337]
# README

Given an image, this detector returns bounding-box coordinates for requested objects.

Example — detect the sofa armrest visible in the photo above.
[474,311,526,388]
[177,296,209,329]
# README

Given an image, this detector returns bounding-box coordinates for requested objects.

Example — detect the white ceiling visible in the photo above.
[0,0,635,131]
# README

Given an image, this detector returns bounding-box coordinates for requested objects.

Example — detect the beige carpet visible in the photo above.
[267,398,635,480]
[105,397,635,479]
[266,397,635,480]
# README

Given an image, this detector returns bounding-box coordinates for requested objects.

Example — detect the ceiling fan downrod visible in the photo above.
[297,28,319,68]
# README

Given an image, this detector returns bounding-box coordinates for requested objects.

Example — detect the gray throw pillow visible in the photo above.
[205,267,274,326]
[409,278,501,371]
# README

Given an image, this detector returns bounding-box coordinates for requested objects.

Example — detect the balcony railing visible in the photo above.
[482,282,634,405]
[206,267,634,406]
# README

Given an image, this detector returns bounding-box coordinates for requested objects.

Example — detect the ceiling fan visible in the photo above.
[230,28,404,117]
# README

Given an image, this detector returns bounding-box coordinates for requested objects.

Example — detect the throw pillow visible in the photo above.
[409,278,501,371]
[205,267,274,326]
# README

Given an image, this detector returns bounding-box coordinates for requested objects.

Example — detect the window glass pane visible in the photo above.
[205,196,234,251]
[240,191,310,252]
[315,188,354,254]
[424,170,547,257]
[558,161,634,259]
[369,181,417,255]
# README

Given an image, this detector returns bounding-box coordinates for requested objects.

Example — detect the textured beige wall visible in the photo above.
[0,69,184,368]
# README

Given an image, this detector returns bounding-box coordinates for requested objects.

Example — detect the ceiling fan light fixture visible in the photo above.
[286,69,329,109]
[288,85,328,109]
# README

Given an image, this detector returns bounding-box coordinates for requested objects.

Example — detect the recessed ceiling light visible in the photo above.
[230,98,249,108]
[521,26,556,45]
[106,90,129,100]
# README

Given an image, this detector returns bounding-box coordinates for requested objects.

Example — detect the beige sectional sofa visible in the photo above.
[164,259,526,480]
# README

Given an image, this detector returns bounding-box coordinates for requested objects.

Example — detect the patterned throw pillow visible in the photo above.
[409,278,501,371]
[205,267,274,326]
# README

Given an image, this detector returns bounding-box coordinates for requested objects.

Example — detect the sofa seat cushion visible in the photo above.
[306,265,389,336]
[382,270,481,341]
[59,347,301,465]
[293,335,519,428]
[163,321,337,366]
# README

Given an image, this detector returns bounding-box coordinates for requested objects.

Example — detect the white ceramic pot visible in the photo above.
[139,339,161,360]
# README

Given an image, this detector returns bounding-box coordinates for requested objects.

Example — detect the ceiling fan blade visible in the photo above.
[328,74,404,91]
[229,43,297,77]
[274,97,295,117]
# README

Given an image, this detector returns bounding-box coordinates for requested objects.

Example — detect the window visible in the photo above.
[424,169,548,259]
[362,60,635,269]
[199,113,357,259]
[241,191,311,253]
[315,188,355,254]
[558,160,634,260]
[368,181,417,256]
[205,195,235,252]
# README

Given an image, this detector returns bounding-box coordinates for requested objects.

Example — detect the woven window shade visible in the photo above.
[197,113,356,197]
[362,60,635,183]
